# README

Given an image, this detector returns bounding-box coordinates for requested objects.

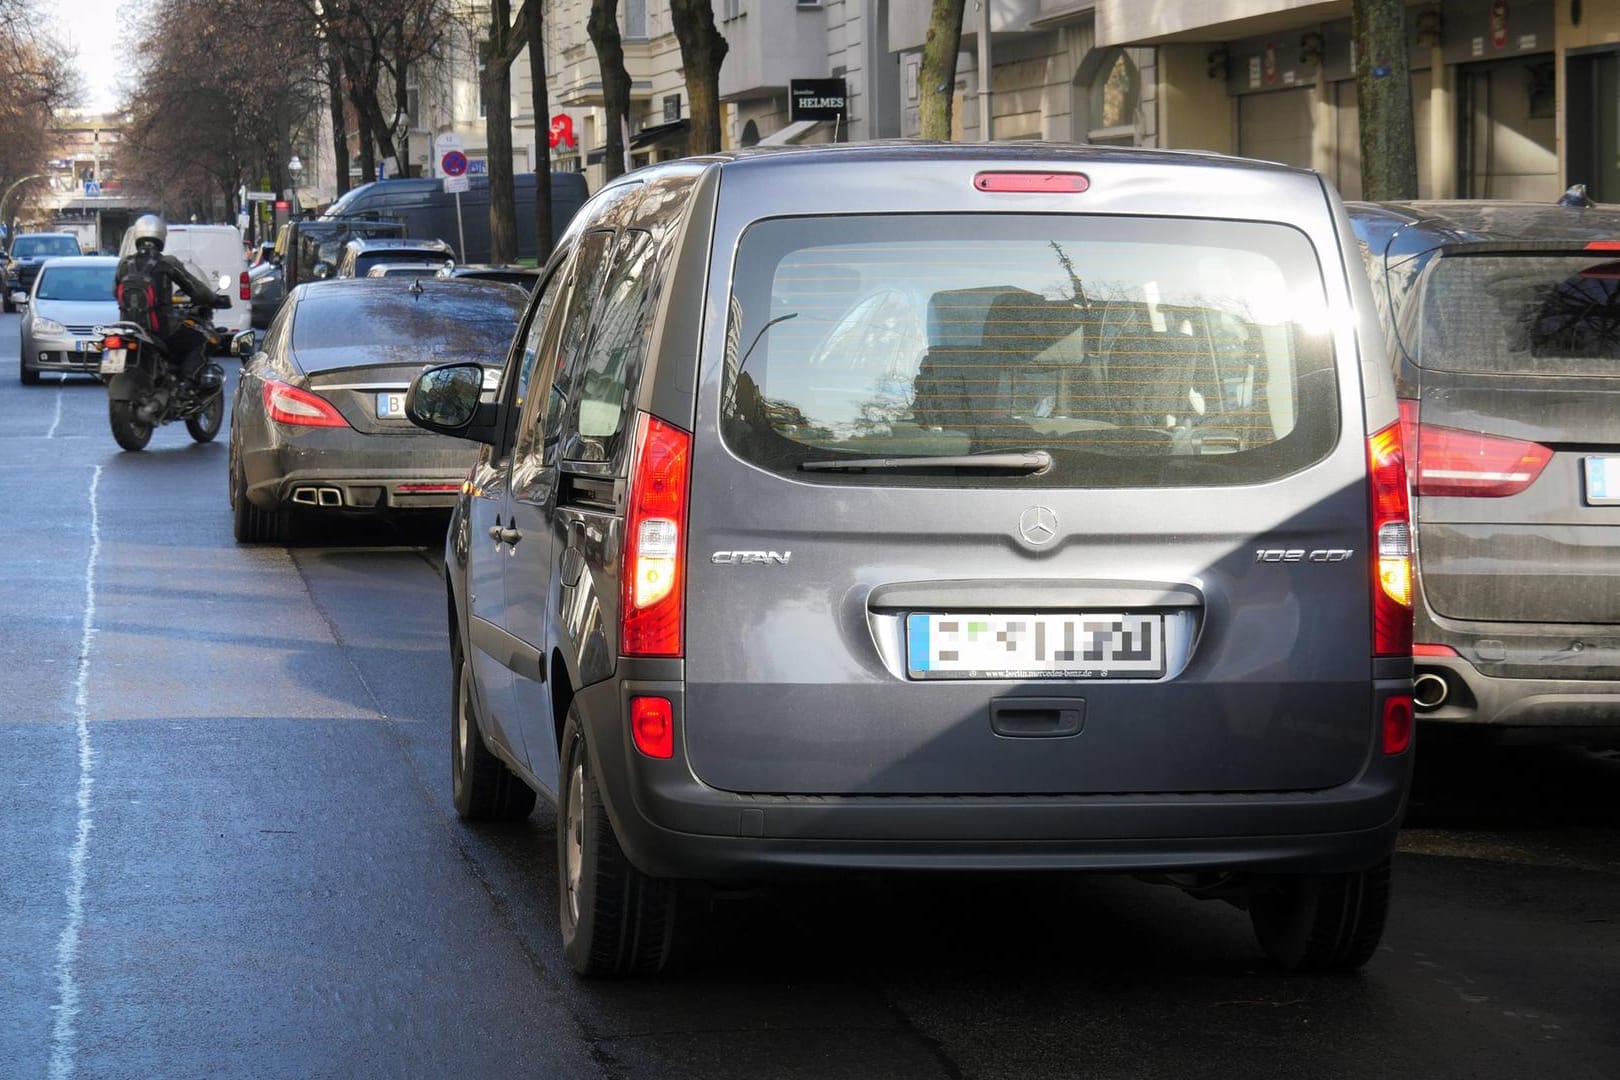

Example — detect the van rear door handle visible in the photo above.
[499,527,522,545]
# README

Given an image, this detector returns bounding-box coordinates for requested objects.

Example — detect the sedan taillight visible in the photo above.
[263,380,349,428]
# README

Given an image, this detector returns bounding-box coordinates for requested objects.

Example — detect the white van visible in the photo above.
[118,223,250,336]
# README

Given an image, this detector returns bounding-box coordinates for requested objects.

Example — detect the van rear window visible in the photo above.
[721,214,1339,488]
[1414,253,1620,377]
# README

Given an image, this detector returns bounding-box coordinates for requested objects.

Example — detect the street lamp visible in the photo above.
[287,155,303,217]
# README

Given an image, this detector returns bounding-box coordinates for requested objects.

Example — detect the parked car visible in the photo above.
[364,261,454,279]
[5,232,82,312]
[321,172,588,264]
[228,277,525,543]
[403,143,1414,976]
[333,237,455,279]
[436,264,541,292]
[117,223,252,339]
[17,255,119,384]
[248,260,283,329]
[1348,197,1620,744]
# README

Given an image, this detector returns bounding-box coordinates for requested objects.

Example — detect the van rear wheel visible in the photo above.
[558,704,680,976]
[1249,857,1391,973]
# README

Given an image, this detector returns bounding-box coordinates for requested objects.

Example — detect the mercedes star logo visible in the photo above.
[1018,505,1059,546]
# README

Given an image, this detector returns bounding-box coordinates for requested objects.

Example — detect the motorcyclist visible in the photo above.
[114,214,228,388]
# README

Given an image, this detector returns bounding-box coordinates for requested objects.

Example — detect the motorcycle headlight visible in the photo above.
[32,316,67,335]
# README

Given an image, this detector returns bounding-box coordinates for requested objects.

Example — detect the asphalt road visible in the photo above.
[1,315,1617,1080]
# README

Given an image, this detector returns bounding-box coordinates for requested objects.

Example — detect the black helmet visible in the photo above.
[131,213,167,253]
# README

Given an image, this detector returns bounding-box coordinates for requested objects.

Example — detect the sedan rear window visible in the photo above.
[722,214,1339,488]
[1413,253,1620,377]
[290,285,524,368]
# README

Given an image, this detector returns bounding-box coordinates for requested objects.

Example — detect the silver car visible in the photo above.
[18,255,120,385]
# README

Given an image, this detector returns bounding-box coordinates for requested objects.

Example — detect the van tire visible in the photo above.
[558,703,679,976]
[450,644,535,821]
[1249,858,1391,973]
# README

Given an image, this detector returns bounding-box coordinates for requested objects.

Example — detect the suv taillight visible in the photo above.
[1368,421,1413,657]
[1399,399,1551,498]
[239,269,250,301]
[621,413,691,658]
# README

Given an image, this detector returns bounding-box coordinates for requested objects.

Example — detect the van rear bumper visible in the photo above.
[580,678,1412,880]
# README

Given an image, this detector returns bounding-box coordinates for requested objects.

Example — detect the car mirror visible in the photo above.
[406,363,504,444]
[312,260,333,280]
[231,330,257,359]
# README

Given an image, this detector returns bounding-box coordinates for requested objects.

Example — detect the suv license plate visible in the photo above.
[376,391,407,418]
[1586,456,1620,505]
[99,349,126,374]
[906,612,1165,680]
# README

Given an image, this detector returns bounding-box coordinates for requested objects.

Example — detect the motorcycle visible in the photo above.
[96,302,229,452]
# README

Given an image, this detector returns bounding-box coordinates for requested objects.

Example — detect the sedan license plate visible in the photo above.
[99,349,126,374]
[1585,456,1620,506]
[376,391,408,419]
[906,612,1165,680]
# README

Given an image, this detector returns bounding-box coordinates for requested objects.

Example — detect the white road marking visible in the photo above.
[48,463,101,1080]
[47,383,65,438]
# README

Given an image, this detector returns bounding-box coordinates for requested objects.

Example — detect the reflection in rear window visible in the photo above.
[1414,254,1620,376]
[291,284,523,363]
[721,214,1339,488]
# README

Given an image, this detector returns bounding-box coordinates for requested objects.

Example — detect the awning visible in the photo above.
[758,120,824,146]
[630,119,690,149]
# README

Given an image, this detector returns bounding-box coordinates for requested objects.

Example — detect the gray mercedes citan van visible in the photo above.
[406,143,1415,977]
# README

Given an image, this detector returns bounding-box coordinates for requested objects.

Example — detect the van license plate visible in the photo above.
[376,392,407,418]
[99,349,126,374]
[906,613,1165,680]
[1585,456,1620,506]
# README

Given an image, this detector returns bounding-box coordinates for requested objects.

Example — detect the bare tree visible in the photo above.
[484,0,518,263]
[667,0,728,155]
[917,0,965,140]
[588,0,633,181]
[1353,0,1418,200]
[0,0,76,223]
[525,0,553,252]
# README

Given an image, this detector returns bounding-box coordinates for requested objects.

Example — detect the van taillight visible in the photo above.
[1399,400,1551,498]
[239,270,250,301]
[621,413,691,658]
[1367,421,1413,657]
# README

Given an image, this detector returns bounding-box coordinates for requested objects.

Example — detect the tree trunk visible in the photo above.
[1353,0,1418,200]
[918,0,966,140]
[346,52,378,184]
[588,0,631,180]
[526,0,554,252]
[486,0,518,264]
[358,55,402,176]
[668,0,728,154]
[327,43,351,196]
[393,17,412,176]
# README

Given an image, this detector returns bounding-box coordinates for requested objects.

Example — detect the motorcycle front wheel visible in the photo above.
[109,401,154,452]
[186,393,223,443]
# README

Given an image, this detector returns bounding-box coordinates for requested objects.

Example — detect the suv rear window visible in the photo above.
[1413,252,1620,377]
[12,236,79,258]
[721,214,1339,488]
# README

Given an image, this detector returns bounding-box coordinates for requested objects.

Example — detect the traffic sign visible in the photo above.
[443,175,470,194]
[442,150,469,177]
[433,132,465,178]
[244,192,276,202]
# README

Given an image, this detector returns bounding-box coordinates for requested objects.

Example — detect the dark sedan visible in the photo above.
[228,277,525,543]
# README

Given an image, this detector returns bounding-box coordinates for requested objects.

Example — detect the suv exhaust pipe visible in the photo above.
[1413,672,1449,711]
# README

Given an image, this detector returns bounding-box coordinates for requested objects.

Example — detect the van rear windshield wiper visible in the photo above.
[800,450,1053,474]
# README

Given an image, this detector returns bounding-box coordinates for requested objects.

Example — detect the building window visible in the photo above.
[625,0,647,38]
[1081,48,1139,145]
[406,64,421,129]
[477,53,488,119]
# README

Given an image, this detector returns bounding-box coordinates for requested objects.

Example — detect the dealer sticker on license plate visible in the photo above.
[99,349,126,374]
[376,391,407,418]
[906,612,1165,680]
[1585,456,1620,506]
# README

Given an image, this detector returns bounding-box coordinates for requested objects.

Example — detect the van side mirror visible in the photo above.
[406,362,505,445]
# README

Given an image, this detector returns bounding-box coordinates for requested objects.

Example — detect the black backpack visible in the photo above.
[116,255,166,334]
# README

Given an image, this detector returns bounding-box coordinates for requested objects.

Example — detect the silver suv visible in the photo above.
[407,144,1414,976]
